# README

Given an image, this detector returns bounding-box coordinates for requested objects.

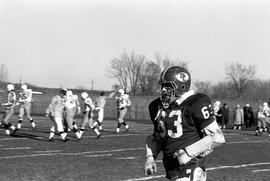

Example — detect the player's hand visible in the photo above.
[144,156,157,176]
[45,113,49,118]
[173,149,193,165]
[16,102,20,106]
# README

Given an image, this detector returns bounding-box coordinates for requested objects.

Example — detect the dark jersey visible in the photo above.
[148,93,215,179]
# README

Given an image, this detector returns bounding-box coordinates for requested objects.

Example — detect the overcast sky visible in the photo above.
[0,0,270,90]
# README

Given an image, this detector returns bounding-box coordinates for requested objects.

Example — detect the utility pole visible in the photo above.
[91,79,94,90]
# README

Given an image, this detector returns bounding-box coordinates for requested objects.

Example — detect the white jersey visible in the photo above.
[18,89,32,103]
[95,96,107,109]
[2,91,16,108]
[83,97,95,112]
[66,94,79,109]
[258,105,270,118]
[46,95,66,118]
[116,94,131,109]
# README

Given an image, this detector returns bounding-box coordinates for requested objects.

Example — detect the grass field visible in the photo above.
[0,115,270,181]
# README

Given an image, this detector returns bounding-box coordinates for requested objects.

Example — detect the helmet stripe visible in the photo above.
[161,67,170,82]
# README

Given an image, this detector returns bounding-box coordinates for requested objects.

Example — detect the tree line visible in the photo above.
[108,51,269,101]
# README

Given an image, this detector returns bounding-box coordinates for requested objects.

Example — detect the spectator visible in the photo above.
[233,104,244,130]
[243,104,254,129]
[219,103,230,129]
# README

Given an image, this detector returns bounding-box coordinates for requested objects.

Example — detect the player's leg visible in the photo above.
[66,109,81,139]
[255,118,263,136]
[25,103,35,128]
[88,110,101,138]
[49,124,56,141]
[97,108,104,131]
[72,107,79,129]
[17,106,25,129]
[55,116,67,142]
[3,108,16,135]
[80,110,90,137]
[120,108,129,132]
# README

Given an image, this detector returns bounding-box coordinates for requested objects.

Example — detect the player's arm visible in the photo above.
[45,96,57,117]
[174,121,225,165]
[174,95,225,165]
[144,98,163,176]
[145,133,162,176]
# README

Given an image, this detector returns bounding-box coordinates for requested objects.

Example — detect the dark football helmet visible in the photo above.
[159,66,191,108]
[59,88,67,96]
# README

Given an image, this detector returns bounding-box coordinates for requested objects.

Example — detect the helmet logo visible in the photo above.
[176,72,189,82]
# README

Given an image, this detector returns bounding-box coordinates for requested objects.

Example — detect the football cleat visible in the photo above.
[77,132,82,140]
[5,130,10,135]
[11,128,18,135]
[125,126,130,132]
[96,133,102,139]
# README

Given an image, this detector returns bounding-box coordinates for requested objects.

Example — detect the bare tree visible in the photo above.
[108,56,129,91]
[225,62,256,100]
[154,53,189,70]
[193,80,212,95]
[108,51,145,94]
[140,61,161,95]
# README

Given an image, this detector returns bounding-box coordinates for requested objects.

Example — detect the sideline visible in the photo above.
[122,162,270,181]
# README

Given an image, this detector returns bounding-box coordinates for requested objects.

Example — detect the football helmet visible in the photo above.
[159,66,191,108]
[118,89,124,96]
[81,92,88,100]
[7,84,14,91]
[59,89,67,96]
[21,84,27,91]
[67,90,73,96]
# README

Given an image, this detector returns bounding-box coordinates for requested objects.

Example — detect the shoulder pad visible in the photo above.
[123,94,129,99]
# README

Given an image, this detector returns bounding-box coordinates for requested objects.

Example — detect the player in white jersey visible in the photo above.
[93,91,115,131]
[16,84,36,129]
[64,90,81,139]
[80,92,101,138]
[255,102,270,136]
[115,89,131,133]
[1,84,17,135]
[45,89,68,142]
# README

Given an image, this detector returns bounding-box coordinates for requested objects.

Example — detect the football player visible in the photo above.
[255,102,270,136]
[144,66,225,181]
[80,92,101,138]
[115,89,131,133]
[45,89,68,142]
[16,84,36,129]
[213,101,222,128]
[1,84,17,135]
[93,91,115,131]
[63,90,81,139]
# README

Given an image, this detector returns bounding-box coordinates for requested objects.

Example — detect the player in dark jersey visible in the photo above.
[144,66,225,181]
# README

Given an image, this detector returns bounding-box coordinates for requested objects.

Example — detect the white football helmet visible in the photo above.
[215,101,221,106]
[7,84,14,91]
[118,89,124,96]
[67,90,73,96]
[81,92,88,99]
[21,84,27,91]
